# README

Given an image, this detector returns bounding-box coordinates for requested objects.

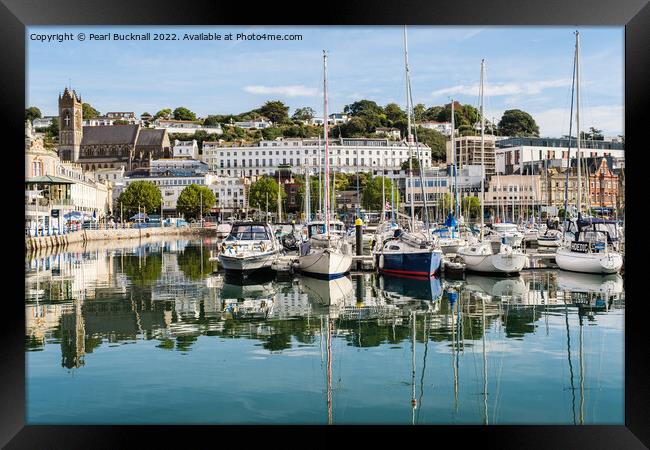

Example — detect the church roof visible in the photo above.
[81,124,140,146]
[136,128,166,147]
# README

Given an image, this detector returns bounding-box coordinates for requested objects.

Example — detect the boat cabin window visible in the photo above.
[227,225,270,241]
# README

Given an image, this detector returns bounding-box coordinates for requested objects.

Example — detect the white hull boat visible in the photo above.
[216,223,232,239]
[457,241,528,274]
[537,229,563,248]
[438,237,466,255]
[219,250,278,272]
[299,246,352,280]
[555,246,622,274]
[218,222,281,275]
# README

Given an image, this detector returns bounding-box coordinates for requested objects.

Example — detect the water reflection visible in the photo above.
[25,239,624,425]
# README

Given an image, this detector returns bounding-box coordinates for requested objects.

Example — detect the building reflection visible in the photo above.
[25,240,624,370]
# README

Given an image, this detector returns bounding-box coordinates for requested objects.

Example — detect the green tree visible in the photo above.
[339,116,371,137]
[344,99,383,117]
[295,176,323,216]
[401,156,420,171]
[173,107,197,121]
[43,117,59,150]
[25,106,42,122]
[498,109,540,137]
[437,193,454,214]
[415,126,446,161]
[259,100,290,124]
[361,176,400,211]
[413,103,426,122]
[291,107,316,122]
[46,117,59,137]
[176,184,216,219]
[113,119,129,125]
[262,126,283,141]
[581,127,604,141]
[334,173,349,191]
[154,108,172,120]
[249,176,285,213]
[116,181,162,218]
[462,195,481,219]
[424,105,444,121]
[82,103,100,120]
[202,115,222,127]
[384,103,406,124]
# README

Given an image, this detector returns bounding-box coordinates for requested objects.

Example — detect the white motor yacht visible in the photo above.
[218,222,281,276]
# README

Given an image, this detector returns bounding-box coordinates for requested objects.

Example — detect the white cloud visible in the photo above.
[431,79,572,99]
[533,105,623,137]
[243,85,318,97]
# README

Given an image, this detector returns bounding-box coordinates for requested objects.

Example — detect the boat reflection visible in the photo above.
[378,274,443,302]
[299,276,354,309]
[463,274,527,299]
[555,271,623,295]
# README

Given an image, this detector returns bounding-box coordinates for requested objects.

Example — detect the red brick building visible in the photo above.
[588,157,618,209]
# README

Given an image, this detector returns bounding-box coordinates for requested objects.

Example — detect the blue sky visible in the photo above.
[27,26,623,137]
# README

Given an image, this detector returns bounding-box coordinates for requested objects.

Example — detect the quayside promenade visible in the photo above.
[25,225,212,253]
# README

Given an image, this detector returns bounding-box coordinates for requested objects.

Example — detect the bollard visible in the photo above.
[355,217,363,270]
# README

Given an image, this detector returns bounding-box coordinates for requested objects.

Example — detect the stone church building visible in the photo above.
[58,87,171,171]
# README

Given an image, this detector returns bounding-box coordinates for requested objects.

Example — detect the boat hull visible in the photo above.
[457,244,527,274]
[537,237,561,248]
[299,248,352,280]
[218,251,279,274]
[555,247,623,274]
[377,249,443,278]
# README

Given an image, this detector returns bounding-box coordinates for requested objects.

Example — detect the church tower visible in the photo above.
[58,87,83,162]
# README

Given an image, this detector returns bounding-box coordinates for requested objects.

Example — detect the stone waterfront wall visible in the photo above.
[25,226,213,252]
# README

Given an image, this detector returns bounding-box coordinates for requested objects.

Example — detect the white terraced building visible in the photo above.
[201,137,432,177]
[495,137,625,174]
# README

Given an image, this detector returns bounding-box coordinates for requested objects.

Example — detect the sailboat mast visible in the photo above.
[323,50,331,236]
[404,26,415,231]
[576,31,582,216]
[277,167,282,222]
[318,134,322,220]
[480,59,486,239]
[381,151,386,221]
[305,166,311,222]
[562,35,578,233]
[452,99,459,219]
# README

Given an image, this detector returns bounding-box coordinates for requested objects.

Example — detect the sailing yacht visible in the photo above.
[457,59,527,274]
[554,32,623,274]
[298,50,353,280]
[374,27,443,278]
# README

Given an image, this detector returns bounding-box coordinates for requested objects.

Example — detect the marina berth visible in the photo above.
[217,221,281,276]
[297,50,352,281]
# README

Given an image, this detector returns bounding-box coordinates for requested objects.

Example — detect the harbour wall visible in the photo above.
[25,226,214,253]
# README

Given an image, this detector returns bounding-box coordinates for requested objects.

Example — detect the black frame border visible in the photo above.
[3,0,648,447]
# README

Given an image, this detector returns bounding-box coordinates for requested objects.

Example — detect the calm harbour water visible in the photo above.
[25,238,624,425]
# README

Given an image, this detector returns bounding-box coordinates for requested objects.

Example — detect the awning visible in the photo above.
[25,175,74,184]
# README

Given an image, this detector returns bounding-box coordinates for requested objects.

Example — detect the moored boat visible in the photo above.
[218,222,281,276]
